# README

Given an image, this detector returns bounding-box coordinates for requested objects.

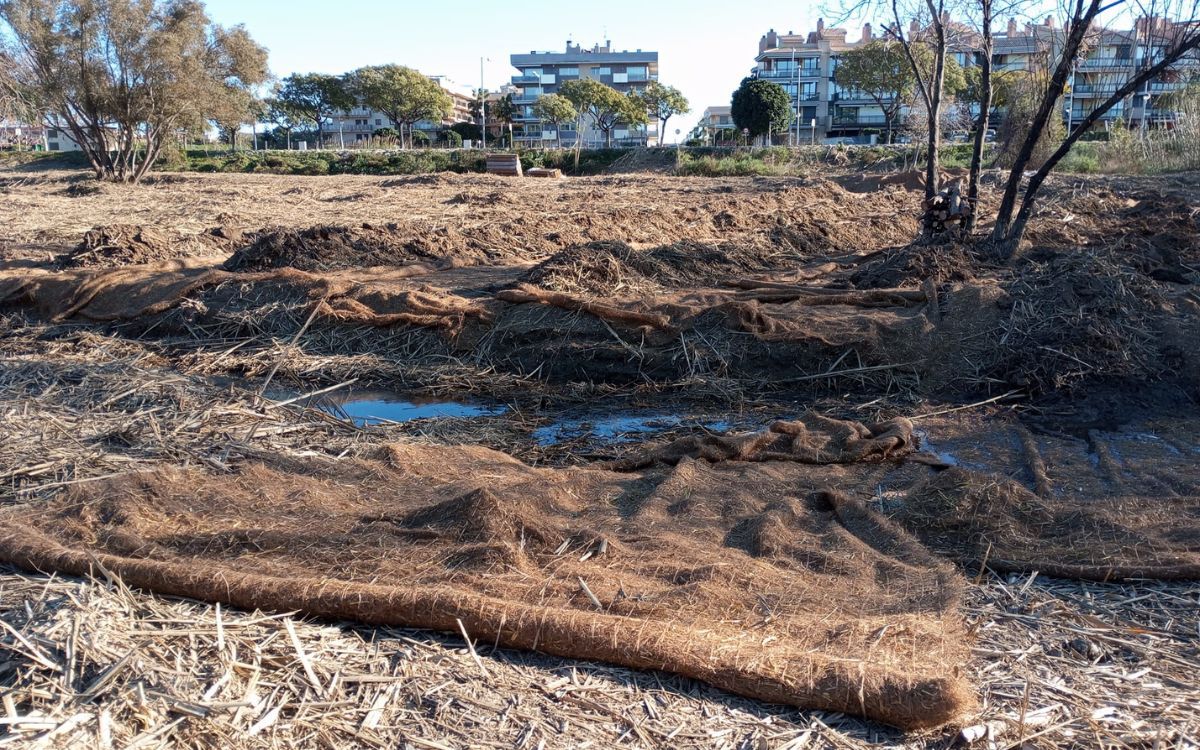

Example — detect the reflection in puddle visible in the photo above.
[277,387,505,427]
[535,414,732,446]
[330,398,502,427]
[913,429,960,467]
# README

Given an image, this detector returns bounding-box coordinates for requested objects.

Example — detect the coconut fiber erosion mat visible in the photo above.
[0,415,975,731]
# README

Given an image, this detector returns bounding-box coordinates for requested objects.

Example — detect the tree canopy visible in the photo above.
[559,78,647,147]
[350,65,452,148]
[531,93,578,146]
[638,81,690,144]
[834,40,914,142]
[1,0,269,182]
[730,78,793,140]
[274,73,354,144]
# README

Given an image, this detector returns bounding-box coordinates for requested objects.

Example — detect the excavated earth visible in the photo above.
[1,167,1199,748]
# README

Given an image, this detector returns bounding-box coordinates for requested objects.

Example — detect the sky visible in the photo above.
[201,0,855,142]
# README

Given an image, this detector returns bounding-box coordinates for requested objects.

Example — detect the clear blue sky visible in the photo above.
[202,0,852,141]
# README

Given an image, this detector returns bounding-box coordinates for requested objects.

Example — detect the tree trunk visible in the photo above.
[965,0,993,234]
[925,32,946,207]
[992,0,1101,245]
[997,42,1200,252]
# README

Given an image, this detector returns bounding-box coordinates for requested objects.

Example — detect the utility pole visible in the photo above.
[480,57,488,151]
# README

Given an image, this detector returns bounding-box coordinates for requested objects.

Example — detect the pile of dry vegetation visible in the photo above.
[524,239,806,294]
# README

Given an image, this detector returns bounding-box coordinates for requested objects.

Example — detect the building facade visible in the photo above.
[326,76,473,146]
[509,41,659,147]
[689,106,736,144]
[1067,18,1200,129]
[751,16,1198,144]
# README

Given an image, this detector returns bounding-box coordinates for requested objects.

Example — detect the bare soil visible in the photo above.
[1,166,1198,748]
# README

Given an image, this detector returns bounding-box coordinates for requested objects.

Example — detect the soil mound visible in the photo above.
[0,430,972,731]
[524,240,803,294]
[850,242,981,288]
[989,249,1166,393]
[224,223,495,273]
[58,225,182,269]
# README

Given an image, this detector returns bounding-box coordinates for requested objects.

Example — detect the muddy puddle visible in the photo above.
[533,414,735,446]
[270,387,505,427]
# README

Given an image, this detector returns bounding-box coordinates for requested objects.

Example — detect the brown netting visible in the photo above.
[606,414,916,470]
[0,433,973,731]
[892,467,1200,581]
[496,284,674,330]
[0,262,485,333]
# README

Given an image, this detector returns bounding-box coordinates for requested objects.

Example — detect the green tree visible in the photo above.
[834,41,915,144]
[350,65,452,149]
[559,78,648,147]
[450,120,481,143]
[1,0,269,182]
[275,73,354,148]
[531,93,577,148]
[265,97,305,149]
[638,81,689,145]
[730,77,793,142]
[960,66,1019,124]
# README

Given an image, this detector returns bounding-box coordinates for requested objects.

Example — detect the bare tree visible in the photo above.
[963,0,995,231]
[991,0,1200,253]
[1,0,269,183]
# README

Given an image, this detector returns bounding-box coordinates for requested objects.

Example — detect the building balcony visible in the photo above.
[512,74,542,84]
[830,114,890,127]
[1072,83,1120,95]
[1070,109,1124,120]
[1079,56,1135,69]
[757,68,823,80]
[832,92,887,104]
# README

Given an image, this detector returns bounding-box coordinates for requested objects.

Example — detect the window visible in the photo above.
[594,67,611,76]
[627,66,648,81]
[375,119,382,126]
[1116,44,1132,60]
[800,82,818,100]
[48,141,60,151]
[558,67,579,77]
[800,106,817,123]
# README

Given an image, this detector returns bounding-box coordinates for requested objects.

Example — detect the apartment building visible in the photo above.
[1068,18,1200,128]
[689,106,737,143]
[752,15,1197,144]
[327,76,473,146]
[752,21,869,143]
[509,41,659,147]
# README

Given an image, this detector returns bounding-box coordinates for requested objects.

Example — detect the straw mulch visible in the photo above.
[1,565,1194,749]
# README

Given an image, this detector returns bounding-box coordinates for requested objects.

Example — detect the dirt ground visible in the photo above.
[1,166,1199,749]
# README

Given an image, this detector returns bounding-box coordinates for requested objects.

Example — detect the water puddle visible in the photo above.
[272,387,505,427]
[913,429,961,467]
[535,414,733,446]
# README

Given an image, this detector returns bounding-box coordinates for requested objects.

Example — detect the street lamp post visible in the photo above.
[480,57,488,151]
